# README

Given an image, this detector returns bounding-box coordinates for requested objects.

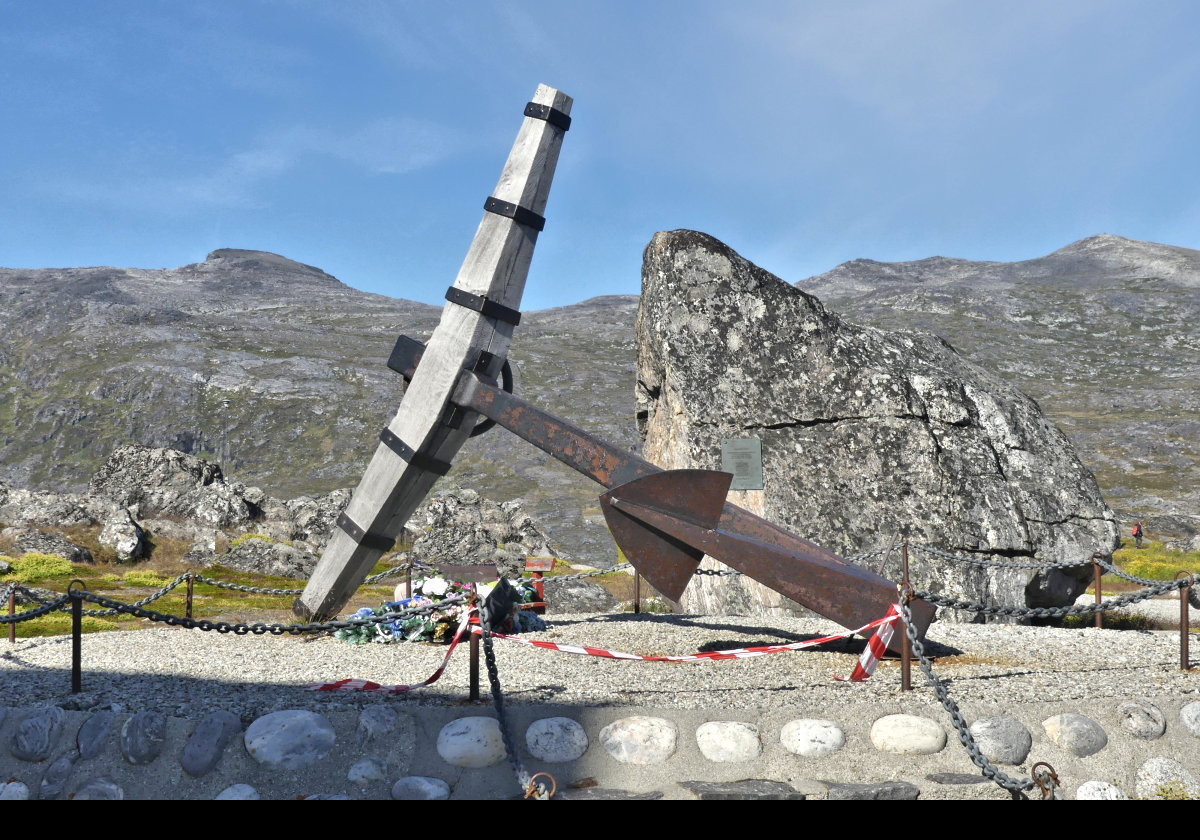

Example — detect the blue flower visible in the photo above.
[354,607,375,618]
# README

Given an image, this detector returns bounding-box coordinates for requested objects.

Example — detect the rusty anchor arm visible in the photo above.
[443,360,934,643]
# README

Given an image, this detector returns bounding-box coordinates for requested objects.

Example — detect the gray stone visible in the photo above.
[73,777,124,800]
[215,783,260,800]
[347,757,388,785]
[436,717,505,768]
[0,780,29,800]
[407,488,565,576]
[14,532,93,564]
[1135,757,1200,799]
[88,446,253,527]
[968,715,1032,765]
[1075,781,1129,800]
[826,781,920,800]
[303,793,351,800]
[355,705,399,748]
[557,787,664,800]
[220,537,318,580]
[1180,700,1200,737]
[40,752,76,799]
[12,705,66,762]
[926,773,989,785]
[98,508,145,563]
[525,717,589,763]
[1042,713,1107,757]
[869,714,947,755]
[780,718,846,758]
[391,776,451,800]
[695,721,762,763]
[599,716,677,765]
[544,579,619,613]
[635,230,1118,619]
[679,779,803,800]
[244,710,336,770]
[1118,700,1166,740]
[77,710,116,759]
[181,710,242,777]
[120,710,167,765]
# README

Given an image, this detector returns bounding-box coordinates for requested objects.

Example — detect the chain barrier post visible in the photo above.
[186,573,194,620]
[1092,553,1104,629]
[8,587,14,644]
[405,564,412,599]
[900,539,912,692]
[69,580,85,693]
[633,571,641,614]
[1178,572,1193,671]
[469,585,481,702]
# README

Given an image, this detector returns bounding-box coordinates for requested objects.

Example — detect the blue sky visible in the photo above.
[3,1,1198,309]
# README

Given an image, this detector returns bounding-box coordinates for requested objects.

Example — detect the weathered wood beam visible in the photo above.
[295,84,572,621]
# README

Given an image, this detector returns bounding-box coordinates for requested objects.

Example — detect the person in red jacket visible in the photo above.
[1132,521,1144,549]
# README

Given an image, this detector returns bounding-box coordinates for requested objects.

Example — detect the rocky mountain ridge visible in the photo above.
[1,235,1195,565]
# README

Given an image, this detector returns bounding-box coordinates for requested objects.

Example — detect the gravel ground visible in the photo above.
[3,606,1198,721]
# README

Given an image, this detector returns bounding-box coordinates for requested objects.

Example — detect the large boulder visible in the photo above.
[407,487,563,579]
[88,446,255,527]
[635,231,1120,621]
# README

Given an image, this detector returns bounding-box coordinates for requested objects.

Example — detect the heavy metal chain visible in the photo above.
[50,587,467,635]
[476,596,546,799]
[898,598,1039,796]
[915,576,1187,619]
[73,573,192,617]
[1095,557,1200,609]
[0,589,72,623]
[910,542,1093,571]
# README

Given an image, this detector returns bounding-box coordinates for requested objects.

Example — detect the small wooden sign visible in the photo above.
[721,438,764,491]
[524,556,556,572]
[435,564,498,584]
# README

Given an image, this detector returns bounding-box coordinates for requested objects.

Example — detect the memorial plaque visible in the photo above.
[721,438,763,490]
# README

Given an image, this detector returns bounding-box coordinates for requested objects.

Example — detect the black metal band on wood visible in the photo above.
[445,286,523,326]
[524,101,571,132]
[336,512,395,552]
[483,196,545,232]
[379,427,453,476]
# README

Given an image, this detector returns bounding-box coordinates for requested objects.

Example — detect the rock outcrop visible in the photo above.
[635,230,1120,621]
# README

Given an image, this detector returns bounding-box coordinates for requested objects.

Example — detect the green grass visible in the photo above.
[1111,540,1200,582]
[1,553,77,584]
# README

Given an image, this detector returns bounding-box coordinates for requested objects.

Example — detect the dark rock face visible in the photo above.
[88,445,253,527]
[635,231,1120,620]
[13,532,93,564]
[219,537,319,580]
[406,487,563,579]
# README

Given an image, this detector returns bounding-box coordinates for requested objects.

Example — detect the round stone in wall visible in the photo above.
[1118,700,1166,740]
[347,757,389,784]
[870,714,946,755]
[1042,713,1107,758]
[0,780,29,800]
[121,710,168,765]
[40,753,76,799]
[11,705,66,762]
[599,716,677,765]
[73,778,124,800]
[1180,700,1200,737]
[968,716,1032,765]
[181,710,242,778]
[392,776,452,800]
[781,719,846,758]
[77,710,116,760]
[1075,781,1129,800]
[436,717,505,768]
[215,783,260,800]
[696,721,762,763]
[244,710,336,770]
[526,717,588,763]
[1135,757,1200,800]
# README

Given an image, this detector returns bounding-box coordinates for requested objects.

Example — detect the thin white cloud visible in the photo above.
[42,116,463,212]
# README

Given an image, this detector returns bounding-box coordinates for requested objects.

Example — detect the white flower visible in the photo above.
[421,576,449,597]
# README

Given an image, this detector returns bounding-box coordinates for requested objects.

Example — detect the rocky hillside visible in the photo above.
[0,250,639,564]
[0,235,1195,564]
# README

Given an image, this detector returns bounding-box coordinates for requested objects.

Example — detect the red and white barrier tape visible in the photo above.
[309,605,905,692]
[834,603,900,682]
[307,609,476,694]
